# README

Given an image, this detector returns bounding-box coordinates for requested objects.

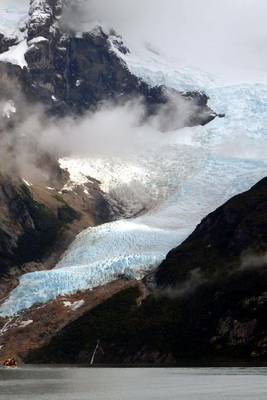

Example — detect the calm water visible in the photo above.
[0,367,267,399]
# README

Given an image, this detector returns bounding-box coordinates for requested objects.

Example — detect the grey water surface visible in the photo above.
[0,367,267,400]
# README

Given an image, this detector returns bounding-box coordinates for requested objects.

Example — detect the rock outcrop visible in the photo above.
[0,172,112,290]
[0,34,17,55]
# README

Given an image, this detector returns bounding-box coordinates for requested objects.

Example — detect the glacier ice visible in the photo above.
[1,49,267,317]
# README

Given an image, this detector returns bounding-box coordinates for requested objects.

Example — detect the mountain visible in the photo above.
[0,0,266,366]
[25,179,267,364]
[0,0,218,284]
[0,0,219,361]
[0,0,216,124]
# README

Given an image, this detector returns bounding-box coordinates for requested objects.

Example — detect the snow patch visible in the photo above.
[23,179,32,187]
[0,39,28,68]
[19,319,33,328]
[63,300,85,311]
[2,100,16,119]
[0,316,32,334]
[28,36,48,45]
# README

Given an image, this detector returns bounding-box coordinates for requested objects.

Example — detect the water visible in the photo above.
[0,367,267,400]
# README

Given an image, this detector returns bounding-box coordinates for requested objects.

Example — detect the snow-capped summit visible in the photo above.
[0,0,216,127]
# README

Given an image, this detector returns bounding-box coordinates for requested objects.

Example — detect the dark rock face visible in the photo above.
[26,178,267,364]
[0,177,63,275]
[0,178,32,272]
[0,34,17,55]
[0,173,112,280]
[156,177,267,286]
[0,0,217,127]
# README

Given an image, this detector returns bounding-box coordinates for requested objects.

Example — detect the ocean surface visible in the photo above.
[0,367,267,400]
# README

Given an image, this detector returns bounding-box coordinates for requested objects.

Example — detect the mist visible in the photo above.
[241,252,267,270]
[62,0,267,81]
[0,94,191,182]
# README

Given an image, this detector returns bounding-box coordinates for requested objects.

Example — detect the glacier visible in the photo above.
[1,47,267,317]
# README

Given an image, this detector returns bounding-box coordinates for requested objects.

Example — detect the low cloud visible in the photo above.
[154,268,206,299]
[241,251,267,270]
[0,85,200,183]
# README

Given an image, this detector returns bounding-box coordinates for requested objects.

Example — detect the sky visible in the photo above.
[2,0,267,80]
